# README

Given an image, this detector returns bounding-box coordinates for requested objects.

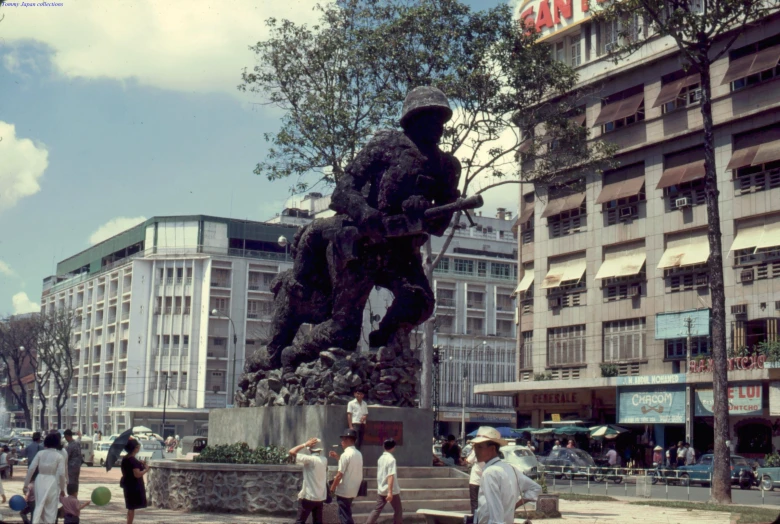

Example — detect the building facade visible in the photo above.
[37,216,296,437]
[476,2,780,457]
[271,194,520,436]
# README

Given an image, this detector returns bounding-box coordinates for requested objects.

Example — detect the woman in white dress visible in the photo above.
[23,433,67,524]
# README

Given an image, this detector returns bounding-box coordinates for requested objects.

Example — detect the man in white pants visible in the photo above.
[365,438,402,524]
[472,426,541,524]
[346,390,368,450]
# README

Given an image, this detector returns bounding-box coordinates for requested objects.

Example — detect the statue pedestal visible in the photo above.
[209,405,434,467]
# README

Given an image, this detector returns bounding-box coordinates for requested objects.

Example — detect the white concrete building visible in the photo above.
[38,216,296,437]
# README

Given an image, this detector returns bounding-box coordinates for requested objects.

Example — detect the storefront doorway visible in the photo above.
[736,420,772,455]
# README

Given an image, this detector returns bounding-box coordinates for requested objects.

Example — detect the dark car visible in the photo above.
[677,454,755,489]
[539,448,598,480]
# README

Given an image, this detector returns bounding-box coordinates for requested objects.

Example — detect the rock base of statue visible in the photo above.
[236,346,420,408]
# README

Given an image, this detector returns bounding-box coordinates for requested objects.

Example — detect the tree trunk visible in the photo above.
[39,398,47,431]
[420,237,435,410]
[23,406,31,431]
[700,62,732,504]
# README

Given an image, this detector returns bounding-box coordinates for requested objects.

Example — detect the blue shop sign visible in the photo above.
[616,374,686,386]
[618,386,686,424]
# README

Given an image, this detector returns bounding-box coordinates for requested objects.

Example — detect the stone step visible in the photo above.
[366,488,471,500]
[366,477,468,489]
[352,512,427,523]
[351,497,471,513]
[362,466,465,478]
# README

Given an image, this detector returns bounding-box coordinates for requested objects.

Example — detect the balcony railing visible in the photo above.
[467,301,485,309]
[436,298,456,308]
[121,312,130,320]
[211,281,229,288]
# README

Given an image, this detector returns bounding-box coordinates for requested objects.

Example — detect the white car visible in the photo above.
[500,445,540,479]
[92,442,126,467]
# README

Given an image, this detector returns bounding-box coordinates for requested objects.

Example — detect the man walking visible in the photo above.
[365,438,402,524]
[329,429,363,524]
[64,430,83,494]
[23,432,43,467]
[471,427,541,524]
[289,437,327,524]
[346,390,368,450]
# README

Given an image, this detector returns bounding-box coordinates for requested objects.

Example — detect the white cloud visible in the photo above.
[0,260,15,277]
[0,121,49,212]
[89,216,147,245]
[12,292,39,315]
[1,0,321,95]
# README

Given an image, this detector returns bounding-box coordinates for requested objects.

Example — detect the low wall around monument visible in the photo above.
[147,460,301,515]
[209,405,434,466]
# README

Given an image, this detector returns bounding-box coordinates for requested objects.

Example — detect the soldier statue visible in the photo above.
[242,86,482,381]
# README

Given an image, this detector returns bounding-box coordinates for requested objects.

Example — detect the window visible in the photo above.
[601,19,618,54]
[570,34,581,67]
[548,278,586,309]
[662,82,701,114]
[665,265,710,293]
[435,257,450,272]
[554,41,565,63]
[735,160,780,194]
[602,97,645,133]
[477,261,487,278]
[547,325,586,367]
[733,249,780,281]
[727,35,780,91]
[665,179,706,209]
[496,320,513,338]
[548,207,586,238]
[496,293,513,311]
[467,291,485,309]
[665,337,710,359]
[183,335,189,347]
[173,335,180,346]
[454,259,474,275]
[604,279,644,302]
[210,297,229,314]
[435,315,454,333]
[466,317,483,335]
[519,331,533,369]
[603,318,646,362]
[211,268,230,288]
[491,263,511,279]
[213,337,226,346]
[599,164,646,226]
[436,288,455,308]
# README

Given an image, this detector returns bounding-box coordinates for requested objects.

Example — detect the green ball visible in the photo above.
[91,486,112,506]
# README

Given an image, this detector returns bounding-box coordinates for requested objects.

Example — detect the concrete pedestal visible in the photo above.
[209,405,434,467]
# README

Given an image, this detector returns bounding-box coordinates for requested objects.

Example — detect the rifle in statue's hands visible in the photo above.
[383,194,484,238]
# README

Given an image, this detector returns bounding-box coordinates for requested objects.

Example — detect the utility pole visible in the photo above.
[162,373,169,438]
[685,317,694,446]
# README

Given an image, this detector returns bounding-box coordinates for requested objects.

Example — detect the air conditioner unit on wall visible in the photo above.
[549,297,562,308]
[620,206,634,218]
[740,269,754,283]
[675,197,691,208]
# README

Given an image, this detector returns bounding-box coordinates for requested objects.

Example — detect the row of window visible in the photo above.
[519,320,711,369]
[434,258,518,280]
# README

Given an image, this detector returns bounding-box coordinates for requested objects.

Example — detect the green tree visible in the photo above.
[592,0,778,504]
[0,315,40,430]
[38,309,78,430]
[241,0,615,408]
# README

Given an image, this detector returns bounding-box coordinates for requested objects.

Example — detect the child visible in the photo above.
[21,480,34,524]
[60,484,90,524]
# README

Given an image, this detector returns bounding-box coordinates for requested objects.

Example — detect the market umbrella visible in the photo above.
[589,424,629,439]
[512,427,538,434]
[132,425,154,434]
[530,428,553,435]
[105,428,133,472]
[553,426,589,436]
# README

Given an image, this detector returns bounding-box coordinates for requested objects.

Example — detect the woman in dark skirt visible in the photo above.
[121,439,148,524]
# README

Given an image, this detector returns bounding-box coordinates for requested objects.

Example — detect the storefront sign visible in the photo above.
[618,387,686,424]
[688,354,766,373]
[770,382,780,416]
[694,383,763,416]
[617,374,686,386]
[532,392,578,404]
[515,0,604,38]
[437,412,517,424]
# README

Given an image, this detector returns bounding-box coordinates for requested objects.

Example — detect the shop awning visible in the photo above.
[752,139,780,166]
[730,215,780,254]
[518,138,533,154]
[657,235,711,269]
[726,145,760,171]
[595,251,647,280]
[596,176,645,204]
[512,271,535,296]
[511,207,534,234]
[656,159,706,189]
[541,258,586,289]
[721,44,780,85]
[540,192,585,219]
[593,92,645,127]
[757,219,780,251]
[730,223,767,253]
[653,73,701,108]
[570,113,586,126]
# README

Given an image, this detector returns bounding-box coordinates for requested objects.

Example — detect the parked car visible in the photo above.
[93,442,128,467]
[79,436,95,467]
[177,436,208,459]
[137,438,164,461]
[500,445,539,479]
[677,455,755,489]
[756,466,780,491]
[538,448,598,480]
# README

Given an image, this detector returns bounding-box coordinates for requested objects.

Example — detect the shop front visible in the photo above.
[436,410,516,438]
[693,382,764,456]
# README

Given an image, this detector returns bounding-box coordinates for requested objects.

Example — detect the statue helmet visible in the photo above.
[400,86,453,128]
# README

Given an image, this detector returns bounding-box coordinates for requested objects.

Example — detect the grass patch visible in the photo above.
[628,500,780,523]
[558,493,617,502]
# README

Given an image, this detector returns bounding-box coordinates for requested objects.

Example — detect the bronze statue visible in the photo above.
[239,86,483,406]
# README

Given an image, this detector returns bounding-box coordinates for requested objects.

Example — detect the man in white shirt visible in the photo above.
[346,390,368,450]
[605,444,618,467]
[289,437,328,524]
[684,443,696,466]
[676,441,686,466]
[465,448,484,515]
[329,429,364,524]
[471,426,541,524]
[365,438,403,524]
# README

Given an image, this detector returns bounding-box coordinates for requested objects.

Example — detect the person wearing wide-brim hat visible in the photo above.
[289,437,328,524]
[652,445,664,466]
[470,427,540,524]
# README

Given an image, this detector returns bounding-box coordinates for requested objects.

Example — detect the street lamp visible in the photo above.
[461,341,490,443]
[212,309,238,407]
[278,235,289,260]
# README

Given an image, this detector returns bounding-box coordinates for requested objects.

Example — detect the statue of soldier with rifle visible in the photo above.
[241,86,483,387]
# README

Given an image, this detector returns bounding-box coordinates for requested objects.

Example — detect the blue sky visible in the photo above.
[0,0,509,314]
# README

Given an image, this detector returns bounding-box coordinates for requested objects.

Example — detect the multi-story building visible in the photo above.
[477,3,780,457]
[37,216,296,436]
[271,193,520,436]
